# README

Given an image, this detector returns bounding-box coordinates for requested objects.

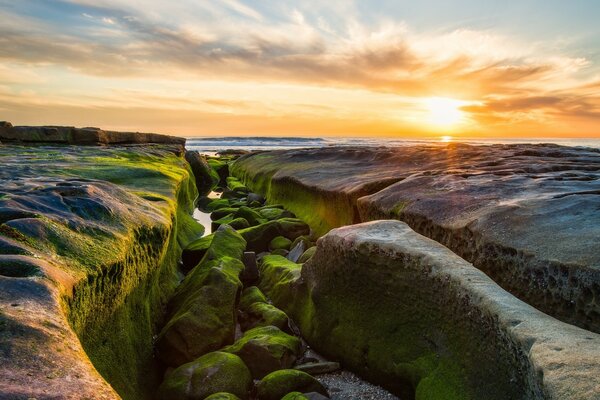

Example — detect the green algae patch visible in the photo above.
[0,144,204,400]
[157,351,252,400]
[223,325,302,379]
[257,369,327,400]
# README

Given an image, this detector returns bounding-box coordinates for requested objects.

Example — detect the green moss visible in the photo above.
[297,246,316,264]
[157,352,252,400]
[205,393,242,400]
[280,392,309,400]
[391,200,411,216]
[238,218,309,252]
[234,206,266,226]
[227,176,249,193]
[240,301,290,332]
[223,326,302,379]
[239,286,268,311]
[256,369,327,400]
[269,236,292,251]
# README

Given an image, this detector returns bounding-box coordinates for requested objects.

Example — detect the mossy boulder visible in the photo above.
[205,393,242,400]
[235,206,266,226]
[271,248,289,257]
[258,255,303,307]
[239,218,310,252]
[239,286,268,311]
[258,207,294,221]
[297,246,316,264]
[185,150,219,196]
[157,227,247,366]
[207,158,229,185]
[223,326,302,379]
[239,301,290,332]
[269,236,292,251]
[181,234,214,271]
[257,370,327,400]
[228,217,251,230]
[157,352,252,400]
[211,207,240,221]
[206,198,232,212]
[281,393,309,400]
[227,176,249,193]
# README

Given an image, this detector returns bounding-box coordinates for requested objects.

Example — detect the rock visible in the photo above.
[239,218,310,252]
[0,144,202,399]
[181,234,214,271]
[247,192,265,205]
[211,207,240,221]
[207,158,229,185]
[239,301,290,332]
[290,235,312,251]
[297,246,316,263]
[223,326,302,379]
[287,241,305,263]
[269,236,292,251]
[185,150,219,196]
[295,362,340,375]
[230,144,600,334]
[262,221,600,400]
[157,352,252,400]
[205,198,231,212]
[240,251,259,284]
[235,206,266,226]
[257,369,328,400]
[271,248,289,257]
[281,393,310,400]
[239,286,268,310]
[205,393,242,400]
[0,122,185,145]
[228,217,250,230]
[258,207,295,221]
[227,176,249,193]
[157,227,246,366]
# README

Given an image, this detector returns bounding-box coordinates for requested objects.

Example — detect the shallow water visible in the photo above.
[192,191,221,236]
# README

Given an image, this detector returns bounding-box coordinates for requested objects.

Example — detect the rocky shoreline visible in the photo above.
[1,124,599,399]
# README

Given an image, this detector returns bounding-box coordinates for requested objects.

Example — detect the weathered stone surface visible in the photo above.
[0,122,185,146]
[257,369,328,400]
[0,144,201,399]
[231,144,600,333]
[157,351,252,400]
[259,221,600,400]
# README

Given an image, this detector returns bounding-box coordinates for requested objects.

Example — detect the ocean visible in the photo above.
[186,136,600,153]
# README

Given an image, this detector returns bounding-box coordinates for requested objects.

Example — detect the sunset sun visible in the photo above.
[423,97,466,128]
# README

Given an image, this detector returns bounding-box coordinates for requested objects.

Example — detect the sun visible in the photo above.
[423,97,466,128]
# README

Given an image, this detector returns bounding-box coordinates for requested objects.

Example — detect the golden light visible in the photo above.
[423,97,466,128]
[440,135,452,142]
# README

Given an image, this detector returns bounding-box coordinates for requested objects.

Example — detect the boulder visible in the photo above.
[239,286,268,311]
[271,248,289,257]
[157,352,252,400]
[181,234,213,271]
[297,246,316,264]
[261,221,600,399]
[239,218,310,252]
[211,207,241,221]
[256,370,328,400]
[157,227,246,366]
[234,206,266,226]
[269,236,292,251]
[185,150,219,196]
[240,252,259,284]
[281,393,329,400]
[239,301,290,332]
[258,207,294,221]
[228,217,250,230]
[286,242,305,263]
[223,326,302,379]
[227,176,249,193]
[295,362,340,375]
[247,192,265,205]
[205,393,242,400]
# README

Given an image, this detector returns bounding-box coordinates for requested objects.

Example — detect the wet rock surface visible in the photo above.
[231,144,600,333]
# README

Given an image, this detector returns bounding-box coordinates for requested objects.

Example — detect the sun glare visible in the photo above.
[423,97,466,128]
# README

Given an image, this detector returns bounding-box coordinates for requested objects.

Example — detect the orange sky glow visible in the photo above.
[1,1,599,139]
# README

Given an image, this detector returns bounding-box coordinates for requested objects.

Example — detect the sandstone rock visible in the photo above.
[185,150,219,196]
[257,369,328,400]
[157,352,251,400]
[231,144,600,334]
[0,144,202,399]
[261,221,600,399]
[223,326,302,379]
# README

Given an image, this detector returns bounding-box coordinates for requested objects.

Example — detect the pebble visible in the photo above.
[317,370,399,400]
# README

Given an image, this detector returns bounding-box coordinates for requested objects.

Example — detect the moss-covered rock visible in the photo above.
[258,207,294,221]
[157,227,247,366]
[181,234,214,271]
[257,370,327,400]
[239,218,309,252]
[227,176,249,193]
[211,214,235,232]
[280,393,309,400]
[207,158,229,185]
[239,301,290,332]
[258,255,303,307]
[211,207,240,221]
[239,286,268,311]
[185,150,219,196]
[271,248,289,257]
[228,217,251,230]
[235,206,266,226]
[223,326,302,379]
[157,352,252,400]
[297,246,316,264]
[269,236,292,251]
[205,393,242,400]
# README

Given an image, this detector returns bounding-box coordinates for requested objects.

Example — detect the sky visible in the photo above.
[0,0,599,138]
